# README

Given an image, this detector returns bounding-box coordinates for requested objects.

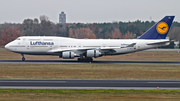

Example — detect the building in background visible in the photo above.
[59,11,66,23]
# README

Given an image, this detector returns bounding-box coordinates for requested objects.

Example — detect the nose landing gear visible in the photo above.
[21,54,25,61]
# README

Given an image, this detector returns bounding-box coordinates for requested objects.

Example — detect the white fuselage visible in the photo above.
[5,36,169,57]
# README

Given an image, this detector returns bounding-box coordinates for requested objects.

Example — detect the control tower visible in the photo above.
[59,11,66,23]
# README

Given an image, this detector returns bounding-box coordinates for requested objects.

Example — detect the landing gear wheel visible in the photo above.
[22,57,25,61]
[21,54,25,61]
[78,58,81,62]
[89,58,93,62]
[77,58,93,62]
[78,58,84,62]
[86,57,93,62]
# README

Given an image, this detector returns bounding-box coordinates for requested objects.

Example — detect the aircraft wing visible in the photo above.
[47,47,121,53]
[47,48,90,53]
[47,42,137,53]
[48,44,138,54]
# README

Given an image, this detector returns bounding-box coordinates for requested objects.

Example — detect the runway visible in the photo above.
[0,79,180,89]
[1,60,180,65]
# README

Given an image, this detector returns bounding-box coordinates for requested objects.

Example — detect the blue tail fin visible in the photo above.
[138,16,175,39]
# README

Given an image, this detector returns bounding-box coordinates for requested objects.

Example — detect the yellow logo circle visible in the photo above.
[156,22,169,34]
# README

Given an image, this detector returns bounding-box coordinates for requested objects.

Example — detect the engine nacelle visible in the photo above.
[62,51,74,59]
[86,50,100,58]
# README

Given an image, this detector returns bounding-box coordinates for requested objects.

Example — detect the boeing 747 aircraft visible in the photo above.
[5,16,174,62]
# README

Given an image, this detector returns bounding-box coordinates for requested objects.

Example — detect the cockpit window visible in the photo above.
[16,38,20,40]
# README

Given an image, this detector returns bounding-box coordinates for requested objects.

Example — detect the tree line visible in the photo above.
[0,15,180,46]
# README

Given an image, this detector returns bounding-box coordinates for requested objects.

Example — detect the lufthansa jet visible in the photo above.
[5,16,175,62]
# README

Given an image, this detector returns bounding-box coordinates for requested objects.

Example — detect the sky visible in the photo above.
[0,0,180,24]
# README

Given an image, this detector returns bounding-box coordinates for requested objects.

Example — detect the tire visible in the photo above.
[78,58,81,62]
[86,58,93,62]
[22,57,25,61]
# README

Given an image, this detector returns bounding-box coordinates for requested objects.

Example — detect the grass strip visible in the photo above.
[1,89,180,94]
[0,89,180,101]
[1,63,180,80]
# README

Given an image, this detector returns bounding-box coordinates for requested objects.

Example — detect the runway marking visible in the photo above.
[148,82,180,84]
[69,81,147,83]
[0,81,66,83]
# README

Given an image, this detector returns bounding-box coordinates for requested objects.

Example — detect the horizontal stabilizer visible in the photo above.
[146,40,172,45]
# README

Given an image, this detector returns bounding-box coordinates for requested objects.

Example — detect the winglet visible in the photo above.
[138,16,175,39]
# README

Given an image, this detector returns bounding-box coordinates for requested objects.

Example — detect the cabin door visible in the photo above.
[24,38,30,50]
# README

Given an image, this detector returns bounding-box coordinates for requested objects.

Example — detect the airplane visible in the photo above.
[5,16,175,62]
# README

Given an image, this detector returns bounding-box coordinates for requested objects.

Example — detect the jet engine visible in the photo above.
[86,50,100,58]
[62,51,74,59]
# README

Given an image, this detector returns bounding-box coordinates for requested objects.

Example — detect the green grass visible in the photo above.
[1,89,180,94]
[1,63,180,80]
[0,89,180,101]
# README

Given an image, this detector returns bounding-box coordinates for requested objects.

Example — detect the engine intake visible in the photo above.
[86,50,100,58]
[62,51,74,59]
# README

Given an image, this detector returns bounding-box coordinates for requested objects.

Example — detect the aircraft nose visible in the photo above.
[5,44,9,50]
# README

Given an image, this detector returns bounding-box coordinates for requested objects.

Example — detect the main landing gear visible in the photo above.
[21,54,25,61]
[77,57,93,62]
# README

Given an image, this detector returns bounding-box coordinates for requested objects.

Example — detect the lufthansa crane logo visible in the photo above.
[156,22,169,34]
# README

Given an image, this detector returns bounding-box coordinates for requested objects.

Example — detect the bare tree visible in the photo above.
[39,15,50,22]
[168,27,180,41]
